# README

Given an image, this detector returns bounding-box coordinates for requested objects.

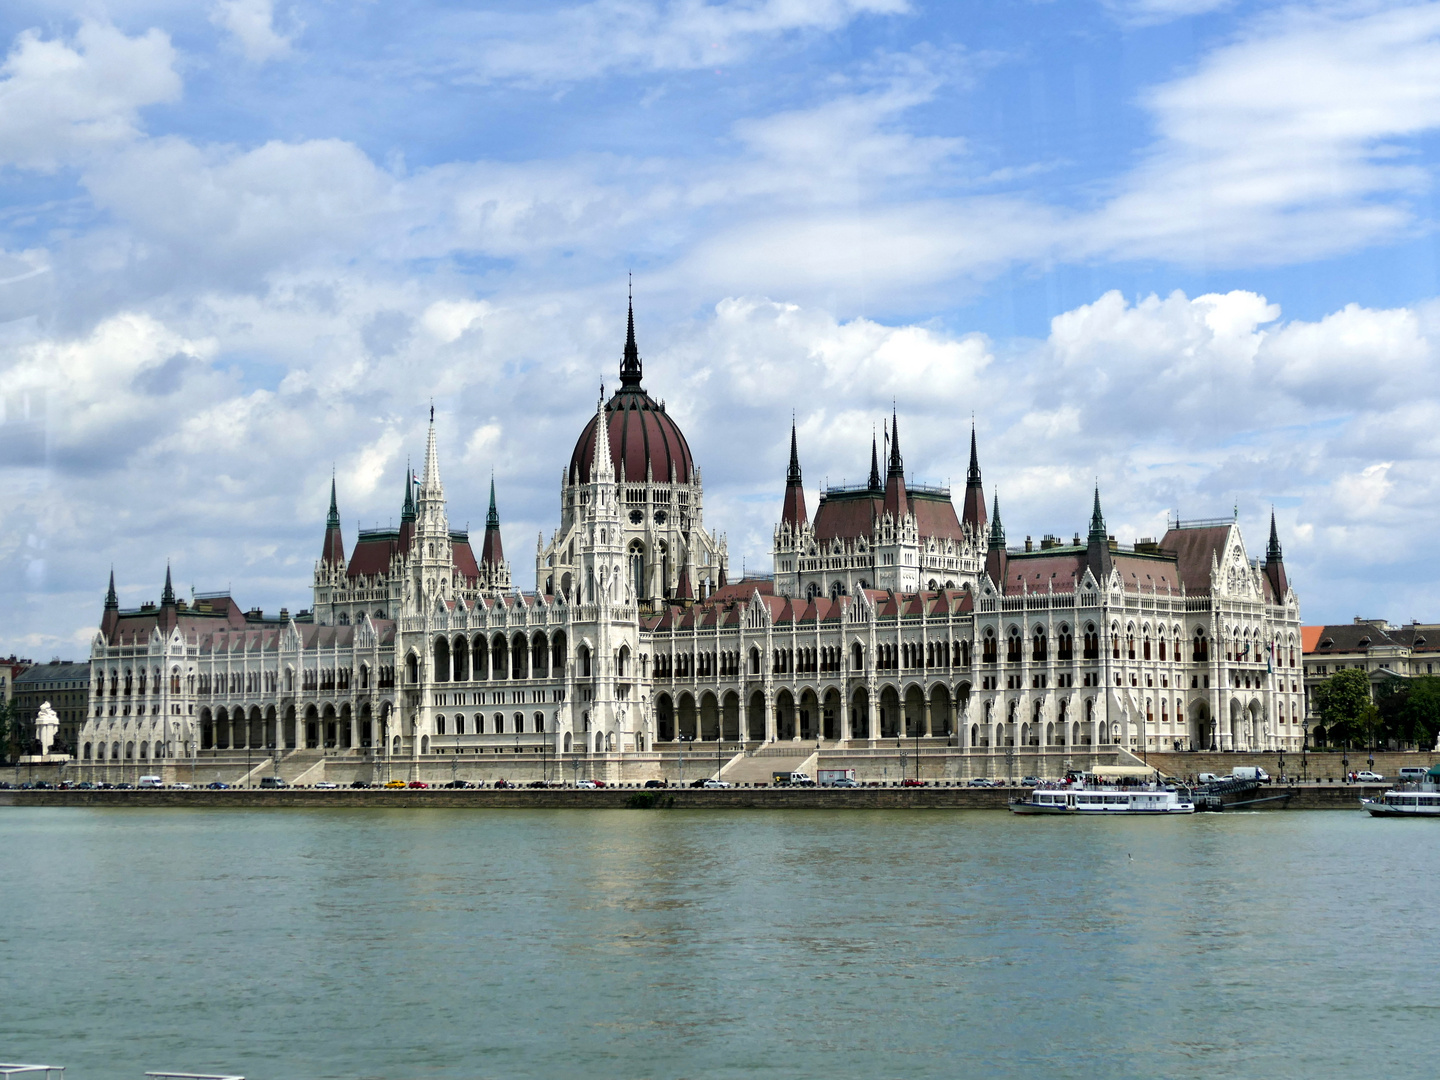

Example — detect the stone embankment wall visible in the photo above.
[0,783,1385,810]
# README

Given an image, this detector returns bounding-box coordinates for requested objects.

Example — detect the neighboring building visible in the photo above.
[75,298,1307,775]
[1302,619,1440,720]
[0,655,32,706]
[13,661,89,754]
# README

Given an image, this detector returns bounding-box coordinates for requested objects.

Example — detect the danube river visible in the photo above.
[2,807,1434,1080]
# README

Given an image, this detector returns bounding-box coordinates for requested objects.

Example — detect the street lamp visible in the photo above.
[678,733,686,787]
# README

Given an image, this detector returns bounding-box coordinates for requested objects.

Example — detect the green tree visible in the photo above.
[1313,668,1372,748]
[1398,677,1440,749]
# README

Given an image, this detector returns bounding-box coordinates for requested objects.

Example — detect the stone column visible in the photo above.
[840,692,852,743]
[923,699,933,738]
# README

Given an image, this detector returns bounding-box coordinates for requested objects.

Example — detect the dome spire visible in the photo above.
[620,274,643,390]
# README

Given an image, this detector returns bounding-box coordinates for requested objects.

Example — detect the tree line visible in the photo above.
[1311,668,1440,750]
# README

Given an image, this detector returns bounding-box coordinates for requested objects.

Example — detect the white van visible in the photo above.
[138,775,164,788]
[1398,767,1428,783]
[1229,766,1270,784]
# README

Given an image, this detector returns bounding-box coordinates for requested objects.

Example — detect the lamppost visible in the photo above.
[678,733,686,787]
[716,730,722,781]
[1301,729,1308,784]
[915,723,921,783]
[453,730,459,785]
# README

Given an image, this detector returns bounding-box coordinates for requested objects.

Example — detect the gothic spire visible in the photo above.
[782,420,808,528]
[888,406,904,476]
[1267,508,1283,563]
[989,493,1005,550]
[105,567,118,610]
[322,476,346,566]
[1264,507,1289,599]
[883,407,908,519]
[867,429,881,492]
[592,387,615,481]
[1088,485,1107,546]
[420,411,442,495]
[620,278,643,390]
[481,475,505,570]
[961,422,987,537]
[401,465,415,522]
[161,562,175,607]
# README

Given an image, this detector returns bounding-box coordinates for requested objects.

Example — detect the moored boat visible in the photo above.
[1009,766,1194,815]
[1362,764,1440,817]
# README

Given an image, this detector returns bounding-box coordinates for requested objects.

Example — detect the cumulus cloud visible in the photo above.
[211,0,300,62]
[0,21,180,171]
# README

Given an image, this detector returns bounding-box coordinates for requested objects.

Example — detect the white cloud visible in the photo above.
[211,0,300,62]
[462,0,910,84]
[1083,3,1440,265]
[0,21,180,171]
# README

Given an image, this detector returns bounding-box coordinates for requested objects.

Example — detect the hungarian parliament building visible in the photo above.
[74,301,1306,775]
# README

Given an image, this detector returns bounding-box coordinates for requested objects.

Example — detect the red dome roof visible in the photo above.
[569,388,694,485]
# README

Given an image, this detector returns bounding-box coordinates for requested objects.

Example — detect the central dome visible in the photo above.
[568,299,695,486]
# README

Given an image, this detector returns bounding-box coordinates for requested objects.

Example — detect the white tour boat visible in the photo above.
[1362,765,1440,817]
[1009,766,1195,815]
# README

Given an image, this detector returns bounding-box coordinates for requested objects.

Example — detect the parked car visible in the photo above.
[702,779,733,788]
[1197,772,1222,784]
[901,778,926,787]
[259,776,287,788]
[575,779,598,789]
[313,781,339,789]
[350,780,371,789]
[383,779,407,789]
[526,780,548,788]
[1354,770,1385,783]
[1398,767,1429,783]
[170,782,192,790]
[1021,776,1042,787]
[206,781,230,790]
[493,779,512,789]
[966,777,993,787]
[643,779,668,789]
[690,777,711,788]
[76,781,96,790]
[407,780,429,789]
[829,777,859,788]
[443,779,470,789]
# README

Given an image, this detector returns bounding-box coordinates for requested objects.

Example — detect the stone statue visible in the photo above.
[35,700,59,755]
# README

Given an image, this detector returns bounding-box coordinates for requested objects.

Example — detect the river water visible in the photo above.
[1,807,1434,1080]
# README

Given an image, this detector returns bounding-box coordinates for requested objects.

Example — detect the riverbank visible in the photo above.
[0,782,1386,810]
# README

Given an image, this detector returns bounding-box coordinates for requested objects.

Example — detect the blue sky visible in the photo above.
[4,0,1440,656]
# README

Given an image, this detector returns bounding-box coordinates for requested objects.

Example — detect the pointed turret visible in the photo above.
[984,492,1007,590]
[867,430,882,492]
[961,423,987,537]
[620,283,643,390]
[402,466,415,521]
[420,415,442,498]
[1086,485,1113,582]
[321,477,346,566]
[591,388,615,482]
[883,407,908,520]
[781,421,808,528]
[1264,508,1288,599]
[481,476,505,571]
[101,567,120,639]
[105,568,118,610]
[161,563,175,607]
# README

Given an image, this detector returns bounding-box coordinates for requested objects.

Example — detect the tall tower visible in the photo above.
[413,409,453,602]
[581,391,625,605]
[321,478,346,567]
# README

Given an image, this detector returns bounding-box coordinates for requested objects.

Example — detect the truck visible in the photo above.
[1229,766,1270,784]
[772,770,815,786]
[818,768,857,786]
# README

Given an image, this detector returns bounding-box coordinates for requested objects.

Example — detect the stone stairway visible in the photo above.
[721,749,817,786]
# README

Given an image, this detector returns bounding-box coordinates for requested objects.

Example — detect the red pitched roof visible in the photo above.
[1159,525,1231,594]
